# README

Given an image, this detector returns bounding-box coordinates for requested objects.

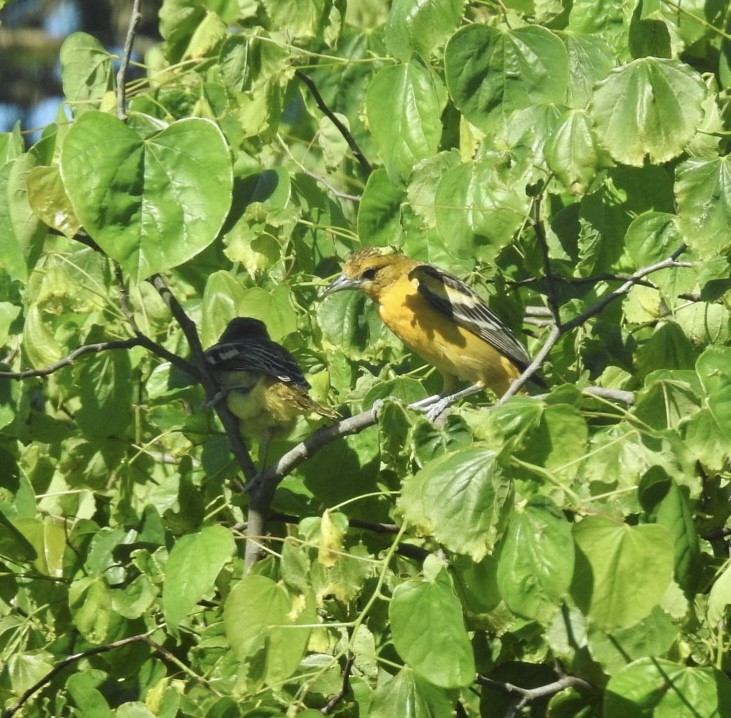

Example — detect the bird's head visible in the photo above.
[217,317,270,344]
[319,247,412,302]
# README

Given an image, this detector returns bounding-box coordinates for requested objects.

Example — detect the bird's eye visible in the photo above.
[361,268,378,281]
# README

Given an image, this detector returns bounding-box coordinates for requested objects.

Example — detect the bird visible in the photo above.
[319,247,542,415]
[204,317,337,459]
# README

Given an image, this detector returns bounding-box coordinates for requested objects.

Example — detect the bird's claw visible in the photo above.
[425,398,452,424]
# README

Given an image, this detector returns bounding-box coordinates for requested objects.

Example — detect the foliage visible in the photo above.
[1,0,731,716]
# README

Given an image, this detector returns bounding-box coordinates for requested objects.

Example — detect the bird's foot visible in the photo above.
[425,397,454,424]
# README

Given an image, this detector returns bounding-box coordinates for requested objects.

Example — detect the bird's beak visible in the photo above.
[319,273,360,298]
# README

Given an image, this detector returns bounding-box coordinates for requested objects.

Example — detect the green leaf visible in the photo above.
[74,331,133,439]
[589,58,706,166]
[572,517,674,630]
[707,563,731,625]
[399,447,513,561]
[696,346,731,445]
[587,606,679,676]
[0,511,37,562]
[223,574,316,684]
[445,24,568,132]
[66,669,112,716]
[0,153,47,281]
[675,156,731,258]
[14,517,66,576]
[26,165,82,237]
[604,658,731,718]
[60,111,233,282]
[357,168,406,246]
[162,525,235,631]
[561,32,616,108]
[385,0,465,60]
[434,159,528,260]
[69,575,115,644]
[545,109,602,195]
[497,497,575,623]
[60,32,113,114]
[389,568,475,688]
[370,667,455,718]
[451,553,501,618]
[624,212,682,266]
[366,59,445,183]
[638,469,700,594]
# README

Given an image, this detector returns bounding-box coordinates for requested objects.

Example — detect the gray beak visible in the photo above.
[319,273,361,298]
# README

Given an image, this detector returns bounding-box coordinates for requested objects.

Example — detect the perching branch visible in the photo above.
[476,672,593,717]
[243,403,382,570]
[497,244,690,405]
[295,70,373,177]
[116,0,142,120]
[249,403,382,497]
[559,245,690,333]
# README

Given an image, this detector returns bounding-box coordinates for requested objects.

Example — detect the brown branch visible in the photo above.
[510,273,659,290]
[116,0,142,120]
[530,192,561,324]
[145,273,257,484]
[476,672,593,716]
[249,404,381,498]
[322,652,355,714]
[114,265,202,380]
[560,245,690,333]
[244,405,381,571]
[497,245,690,404]
[0,338,141,379]
[295,70,373,176]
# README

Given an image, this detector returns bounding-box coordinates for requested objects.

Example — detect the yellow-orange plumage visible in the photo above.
[321,248,537,397]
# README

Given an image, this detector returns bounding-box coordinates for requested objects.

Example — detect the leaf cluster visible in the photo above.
[1,0,731,716]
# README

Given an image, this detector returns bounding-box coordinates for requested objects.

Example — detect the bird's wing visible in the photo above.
[205,339,311,391]
[409,264,532,370]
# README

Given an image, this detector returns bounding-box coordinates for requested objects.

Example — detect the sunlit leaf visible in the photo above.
[589,58,706,166]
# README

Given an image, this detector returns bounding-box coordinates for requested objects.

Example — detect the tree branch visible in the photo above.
[249,404,382,497]
[295,70,373,176]
[322,652,355,714]
[559,245,690,333]
[145,273,257,484]
[0,338,141,379]
[530,191,561,324]
[497,245,690,405]
[476,672,593,716]
[116,0,142,120]
[0,633,212,718]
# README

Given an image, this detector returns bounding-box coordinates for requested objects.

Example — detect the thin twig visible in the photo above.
[0,633,212,718]
[0,338,141,379]
[476,672,593,716]
[510,274,658,290]
[498,245,689,405]
[295,70,373,176]
[145,273,257,484]
[114,265,201,379]
[560,246,689,333]
[116,0,142,119]
[322,652,355,714]
[531,193,561,324]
